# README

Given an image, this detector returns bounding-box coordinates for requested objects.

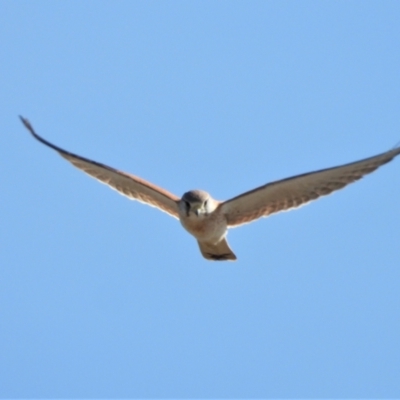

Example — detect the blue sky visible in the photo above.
[1,1,400,397]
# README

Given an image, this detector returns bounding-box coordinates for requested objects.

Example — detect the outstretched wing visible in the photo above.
[20,116,180,218]
[221,147,400,227]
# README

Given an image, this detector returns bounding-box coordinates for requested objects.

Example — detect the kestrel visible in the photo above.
[20,116,400,261]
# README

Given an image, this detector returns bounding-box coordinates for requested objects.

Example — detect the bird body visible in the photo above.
[177,190,235,260]
[178,190,224,241]
[20,116,400,261]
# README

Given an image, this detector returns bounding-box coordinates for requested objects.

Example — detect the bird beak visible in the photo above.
[192,205,203,216]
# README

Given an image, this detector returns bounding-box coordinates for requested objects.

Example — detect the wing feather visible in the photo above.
[20,117,180,218]
[221,147,400,227]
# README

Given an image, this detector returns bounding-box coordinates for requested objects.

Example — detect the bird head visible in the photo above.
[179,190,213,217]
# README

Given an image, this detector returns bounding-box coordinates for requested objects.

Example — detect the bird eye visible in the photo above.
[204,200,208,207]
[184,201,190,209]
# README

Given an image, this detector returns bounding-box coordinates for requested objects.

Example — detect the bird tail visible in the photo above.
[197,238,237,261]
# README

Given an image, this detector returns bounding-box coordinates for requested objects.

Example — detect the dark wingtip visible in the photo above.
[392,140,400,150]
[19,115,28,125]
[19,115,35,135]
[18,115,57,151]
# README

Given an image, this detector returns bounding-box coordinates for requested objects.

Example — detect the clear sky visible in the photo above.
[1,1,400,397]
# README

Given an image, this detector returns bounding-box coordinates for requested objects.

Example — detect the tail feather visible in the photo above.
[197,238,237,261]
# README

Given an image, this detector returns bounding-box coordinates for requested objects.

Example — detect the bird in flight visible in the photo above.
[20,116,400,261]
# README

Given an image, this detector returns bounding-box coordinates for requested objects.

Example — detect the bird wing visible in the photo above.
[20,117,180,219]
[220,147,400,227]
